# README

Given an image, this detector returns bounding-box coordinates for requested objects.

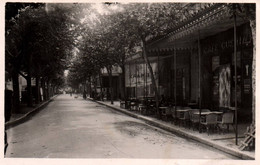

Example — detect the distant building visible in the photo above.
[89,65,122,100]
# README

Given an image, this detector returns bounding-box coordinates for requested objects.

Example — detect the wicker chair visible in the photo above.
[178,109,192,127]
[217,112,234,133]
[138,104,147,114]
[200,113,218,135]
[130,101,137,111]
[189,109,200,130]
[171,106,182,124]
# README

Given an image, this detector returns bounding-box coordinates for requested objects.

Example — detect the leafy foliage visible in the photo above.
[6,4,77,88]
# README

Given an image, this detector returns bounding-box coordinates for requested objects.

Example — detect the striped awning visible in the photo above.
[147,4,248,51]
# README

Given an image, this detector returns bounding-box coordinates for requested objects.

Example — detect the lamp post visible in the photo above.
[174,47,177,121]
[198,29,202,133]
[233,4,238,145]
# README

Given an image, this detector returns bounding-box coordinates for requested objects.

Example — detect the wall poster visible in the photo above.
[219,64,231,107]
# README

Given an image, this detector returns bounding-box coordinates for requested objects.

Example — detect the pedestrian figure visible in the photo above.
[83,90,86,99]
[91,90,95,99]
[100,91,104,101]
[160,94,166,106]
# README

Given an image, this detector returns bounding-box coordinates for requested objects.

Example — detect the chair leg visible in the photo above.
[187,121,191,129]
[216,124,220,134]
[193,123,197,131]
[199,124,202,133]
[213,124,217,133]
[231,124,235,133]
[217,124,223,134]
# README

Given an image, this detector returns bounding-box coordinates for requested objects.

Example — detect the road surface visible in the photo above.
[5,94,238,159]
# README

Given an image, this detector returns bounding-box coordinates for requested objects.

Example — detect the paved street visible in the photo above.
[5,94,238,159]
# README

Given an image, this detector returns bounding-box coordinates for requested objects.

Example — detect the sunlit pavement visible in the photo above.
[5,94,238,159]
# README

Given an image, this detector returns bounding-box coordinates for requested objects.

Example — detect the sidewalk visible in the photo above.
[91,98,255,160]
[5,95,57,129]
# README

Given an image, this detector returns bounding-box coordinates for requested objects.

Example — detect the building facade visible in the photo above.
[125,4,254,122]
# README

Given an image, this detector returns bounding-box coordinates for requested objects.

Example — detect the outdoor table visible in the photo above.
[193,111,223,115]
[188,103,197,105]
[126,101,131,109]
[159,107,169,114]
[195,111,223,116]
[138,104,147,114]
[176,109,190,118]
[130,98,137,102]
[139,98,146,105]
[188,103,198,108]
[159,106,168,109]
[193,111,210,122]
[120,101,126,109]
[210,111,223,115]
[176,109,190,112]
[228,107,236,110]
[211,111,223,121]
[193,111,223,122]
[129,100,138,111]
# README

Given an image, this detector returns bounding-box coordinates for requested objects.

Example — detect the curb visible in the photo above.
[5,95,58,130]
[89,98,254,160]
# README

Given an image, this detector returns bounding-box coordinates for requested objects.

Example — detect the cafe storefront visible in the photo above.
[125,49,194,106]
[124,3,254,146]
[125,53,159,99]
[201,23,253,119]
[144,4,253,121]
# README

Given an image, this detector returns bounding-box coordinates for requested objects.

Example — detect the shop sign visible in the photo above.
[126,62,158,87]
[203,34,252,54]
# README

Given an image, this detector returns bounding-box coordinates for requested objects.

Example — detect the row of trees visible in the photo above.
[66,3,255,120]
[67,3,189,111]
[5,3,76,113]
[6,3,255,123]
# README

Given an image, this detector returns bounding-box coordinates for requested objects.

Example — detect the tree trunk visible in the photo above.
[93,76,97,97]
[99,72,104,101]
[12,71,20,113]
[250,19,255,125]
[27,54,33,107]
[120,65,126,102]
[35,76,40,104]
[50,84,53,97]
[41,78,46,101]
[142,39,160,117]
[46,79,50,100]
[53,86,56,95]
[26,76,33,107]
[51,85,54,97]
[89,77,92,98]
[107,66,114,104]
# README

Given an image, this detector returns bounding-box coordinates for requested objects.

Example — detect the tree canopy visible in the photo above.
[5,2,256,116]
